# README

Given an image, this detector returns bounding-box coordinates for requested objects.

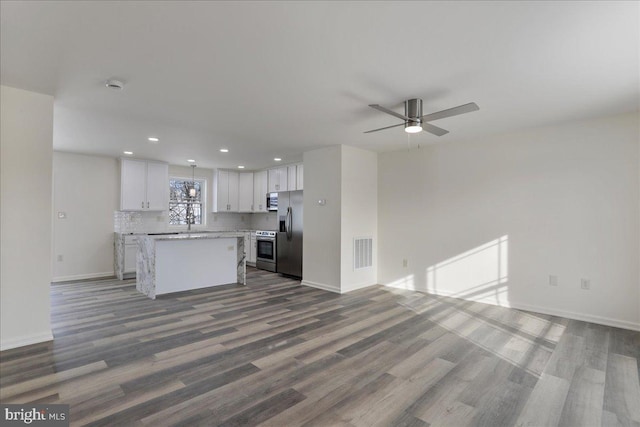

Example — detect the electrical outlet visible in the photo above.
[241,216,245,222]
[549,275,558,286]
[581,279,591,290]
[57,255,63,262]
[213,215,218,222]
[227,246,234,251]
[156,216,163,222]
[403,259,408,268]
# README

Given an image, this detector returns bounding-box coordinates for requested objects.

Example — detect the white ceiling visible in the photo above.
[1,1,638,170]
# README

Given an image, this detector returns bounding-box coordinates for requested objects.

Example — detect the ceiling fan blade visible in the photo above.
[363,123,406,134]
[421,102,479,122]
[369,104,410,121]
[422,123,449,136]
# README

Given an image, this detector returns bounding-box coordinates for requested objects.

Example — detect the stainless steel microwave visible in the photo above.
[266,192,278,211]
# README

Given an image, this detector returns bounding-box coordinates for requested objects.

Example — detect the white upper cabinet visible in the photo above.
[268,167,288,192]
[287,165,297,191]
[238,172,254,212]
[213,170,239,212]
[228,171,239,212]
[120,159,168,211]
[146,162,170,210]
[253,170,268,212]
[296,164,304,190]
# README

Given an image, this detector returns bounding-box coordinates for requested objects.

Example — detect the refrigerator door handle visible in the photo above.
[286,207,293,240]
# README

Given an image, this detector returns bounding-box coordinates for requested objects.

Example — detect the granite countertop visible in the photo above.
[116,229,257,236]
[137,231,246,241]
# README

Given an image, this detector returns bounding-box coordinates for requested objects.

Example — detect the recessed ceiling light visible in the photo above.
[187,159,196,163]
[106,79,124,90]
[148,137,159,142]
[220,148,229,153]
[274,158,282,162]
[237,165,245,169]
[123,151,133,155]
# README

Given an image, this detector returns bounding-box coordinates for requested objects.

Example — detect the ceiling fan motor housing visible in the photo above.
[405,98,422,123]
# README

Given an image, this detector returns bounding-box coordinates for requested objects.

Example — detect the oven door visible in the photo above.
[256,238,277,272]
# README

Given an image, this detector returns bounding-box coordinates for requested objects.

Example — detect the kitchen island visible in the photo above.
[136,232,246,299]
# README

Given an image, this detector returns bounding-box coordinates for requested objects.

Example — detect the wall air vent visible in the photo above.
[354,237,373,270]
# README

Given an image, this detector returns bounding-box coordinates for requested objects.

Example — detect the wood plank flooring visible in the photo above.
[1,267,639,426]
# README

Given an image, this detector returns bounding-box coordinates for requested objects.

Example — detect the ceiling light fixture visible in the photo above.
[188,164,197,231]
[187,159,196,163]
[404,122,422,133]
[148,137,159,142]
[220,148,229,153]
[237,165,245,169]
[105,79,124,90]
[274,158,282,162]
[123,151,133,155]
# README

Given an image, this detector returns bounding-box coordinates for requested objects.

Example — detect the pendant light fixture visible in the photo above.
[189,164,197,198]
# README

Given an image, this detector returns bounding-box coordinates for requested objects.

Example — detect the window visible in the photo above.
[169,177,206,226]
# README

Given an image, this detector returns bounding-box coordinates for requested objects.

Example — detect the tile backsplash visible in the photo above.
[114,211,278,233]
[114,211,167,233]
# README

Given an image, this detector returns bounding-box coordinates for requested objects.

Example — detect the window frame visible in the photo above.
[168,175,207,229]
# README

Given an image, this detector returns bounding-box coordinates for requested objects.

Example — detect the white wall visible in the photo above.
[378,113,640,330]
[53,152,119,281]
[341,145,378,292]
[302,146,342,292]
[1,86,54,350]
[302,145,378,293]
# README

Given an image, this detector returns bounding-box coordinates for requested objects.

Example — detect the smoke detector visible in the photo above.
[105,79,124,90]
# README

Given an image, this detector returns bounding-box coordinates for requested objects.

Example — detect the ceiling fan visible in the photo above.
[364,98,479,136]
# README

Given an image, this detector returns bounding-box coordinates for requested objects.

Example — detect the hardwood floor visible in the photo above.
[1,267,639,426]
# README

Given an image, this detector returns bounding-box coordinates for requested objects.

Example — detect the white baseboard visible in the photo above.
[392,285,640,332]
[52,271,115,283]
[1,331,53,351]
[510,302,640,332]
[301,280,340,294]
[342,281,377,293]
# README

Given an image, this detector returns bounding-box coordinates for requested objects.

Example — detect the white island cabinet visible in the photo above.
[136,232,246,299]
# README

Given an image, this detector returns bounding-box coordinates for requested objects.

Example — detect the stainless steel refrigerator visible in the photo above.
[276,190,303,278]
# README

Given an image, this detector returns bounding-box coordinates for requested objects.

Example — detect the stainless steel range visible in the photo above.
[255,230,277,272]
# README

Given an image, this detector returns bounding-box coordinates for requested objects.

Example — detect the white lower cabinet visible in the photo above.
[124,244,137,274]
[116,234,138,279]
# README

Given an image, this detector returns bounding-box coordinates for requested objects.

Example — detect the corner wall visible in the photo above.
[53,152,119,281]
[302,146,342,292]
[378,113,640,330]
[1,86,54,350]
[302,145,378,293]
[340,145,378,292]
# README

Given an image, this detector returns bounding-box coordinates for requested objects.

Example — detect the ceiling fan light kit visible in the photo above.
[404,123,422,133]
[365,98,479,137]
